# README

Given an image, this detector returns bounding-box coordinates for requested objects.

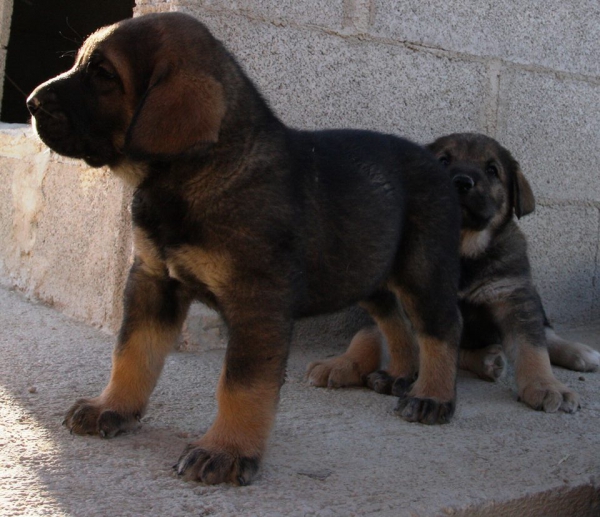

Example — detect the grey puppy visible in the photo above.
[309,133,598,414]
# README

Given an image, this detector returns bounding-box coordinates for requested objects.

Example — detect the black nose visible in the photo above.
[26,95,41,115]
[452,174,475,192]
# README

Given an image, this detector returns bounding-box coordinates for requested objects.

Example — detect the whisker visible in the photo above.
[58,31,80,46]
[5,74,29,99]
[65,17,84,43]
[6,75,59,121]
[57,50,77,59]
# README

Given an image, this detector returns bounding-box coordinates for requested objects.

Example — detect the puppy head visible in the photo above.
[427,133,535,232]
[27,13,227,171]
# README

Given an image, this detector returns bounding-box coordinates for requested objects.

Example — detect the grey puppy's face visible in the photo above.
[427,133,535,232]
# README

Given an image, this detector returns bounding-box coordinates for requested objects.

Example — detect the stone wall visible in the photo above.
[0,0,598,339]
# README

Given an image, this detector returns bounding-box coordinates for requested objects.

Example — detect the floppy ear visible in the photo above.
[125,67,226,157]
[511,161,535,219]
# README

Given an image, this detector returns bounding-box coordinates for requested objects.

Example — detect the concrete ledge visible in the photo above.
[1,286,599,516]
[0,124,131,332]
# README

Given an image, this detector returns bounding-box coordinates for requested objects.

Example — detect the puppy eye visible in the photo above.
[86,60,118,82]
[486,163,499,177]
[438,155,451,167]
[95,65,117,81]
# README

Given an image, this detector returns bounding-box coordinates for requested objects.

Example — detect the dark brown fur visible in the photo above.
[309,133,598,412]
[28,13,463,485]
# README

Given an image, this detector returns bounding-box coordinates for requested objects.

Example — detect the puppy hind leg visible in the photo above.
[545,327,600,372]
[360,290,419,395]
[392,285,461,425]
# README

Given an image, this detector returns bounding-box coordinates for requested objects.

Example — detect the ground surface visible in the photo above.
[1,287,599,516]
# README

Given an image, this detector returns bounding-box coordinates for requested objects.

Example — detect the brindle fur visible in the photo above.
[27,13,462,485]
[309,133,598,412]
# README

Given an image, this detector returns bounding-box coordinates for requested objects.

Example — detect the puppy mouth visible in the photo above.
[459,199,495,230]
[32,109,118,168]
[32,110,88,160]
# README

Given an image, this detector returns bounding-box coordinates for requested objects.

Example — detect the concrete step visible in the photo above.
[1,286,599,516]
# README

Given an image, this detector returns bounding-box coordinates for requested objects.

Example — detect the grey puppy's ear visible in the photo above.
[511,160,535,219]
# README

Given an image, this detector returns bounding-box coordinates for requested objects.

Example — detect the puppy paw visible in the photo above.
[480,345,507,381]
[519,381,580,413]
[390,376,415,397]
[395,395,455,425]
[561,344,600,372]
[306,356,363,388]
[364,370,395,394]
[175,441,260,485]
[63,397,141,437]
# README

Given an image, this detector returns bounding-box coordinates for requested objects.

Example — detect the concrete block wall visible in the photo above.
[0,0,598,340]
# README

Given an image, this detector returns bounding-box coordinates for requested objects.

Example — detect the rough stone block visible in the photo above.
[371,0,600,77]
[519,204,599,325]
[181,7,489,143]
[496,68,600,204]
[162,0,346,31]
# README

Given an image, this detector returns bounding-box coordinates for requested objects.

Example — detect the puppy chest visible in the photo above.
[165,247,230,297]
[132,188,198,249]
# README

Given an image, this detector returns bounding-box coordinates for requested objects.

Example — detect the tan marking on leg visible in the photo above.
[307,326,383,388]
[410,336,457,402]
[365,302,418,378]
[515,342,580,413]
[344,327,383,372]
[515,343,555,387]
[201,370,280,458]
[381,315,419,378]
[101,323,179,413]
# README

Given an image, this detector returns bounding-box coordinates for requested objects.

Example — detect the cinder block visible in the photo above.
[164,0,346,31]
[182,7,489,143]
[496,68,600,204]
[519,204,598,325]
[371,0,600,77]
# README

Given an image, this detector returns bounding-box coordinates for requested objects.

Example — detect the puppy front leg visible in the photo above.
[64,259,191,437]
[307,326,383,389]
[176,289,291,485]
[492,292,580,413]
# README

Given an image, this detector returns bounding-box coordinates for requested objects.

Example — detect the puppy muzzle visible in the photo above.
[452,174,475,192]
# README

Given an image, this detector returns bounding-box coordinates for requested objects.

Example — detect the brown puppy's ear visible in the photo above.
[511,160,535,219]
[125,67,226,157]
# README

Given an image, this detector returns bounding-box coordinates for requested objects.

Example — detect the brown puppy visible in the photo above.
[309,133,598,412]
[27,13,463,485]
